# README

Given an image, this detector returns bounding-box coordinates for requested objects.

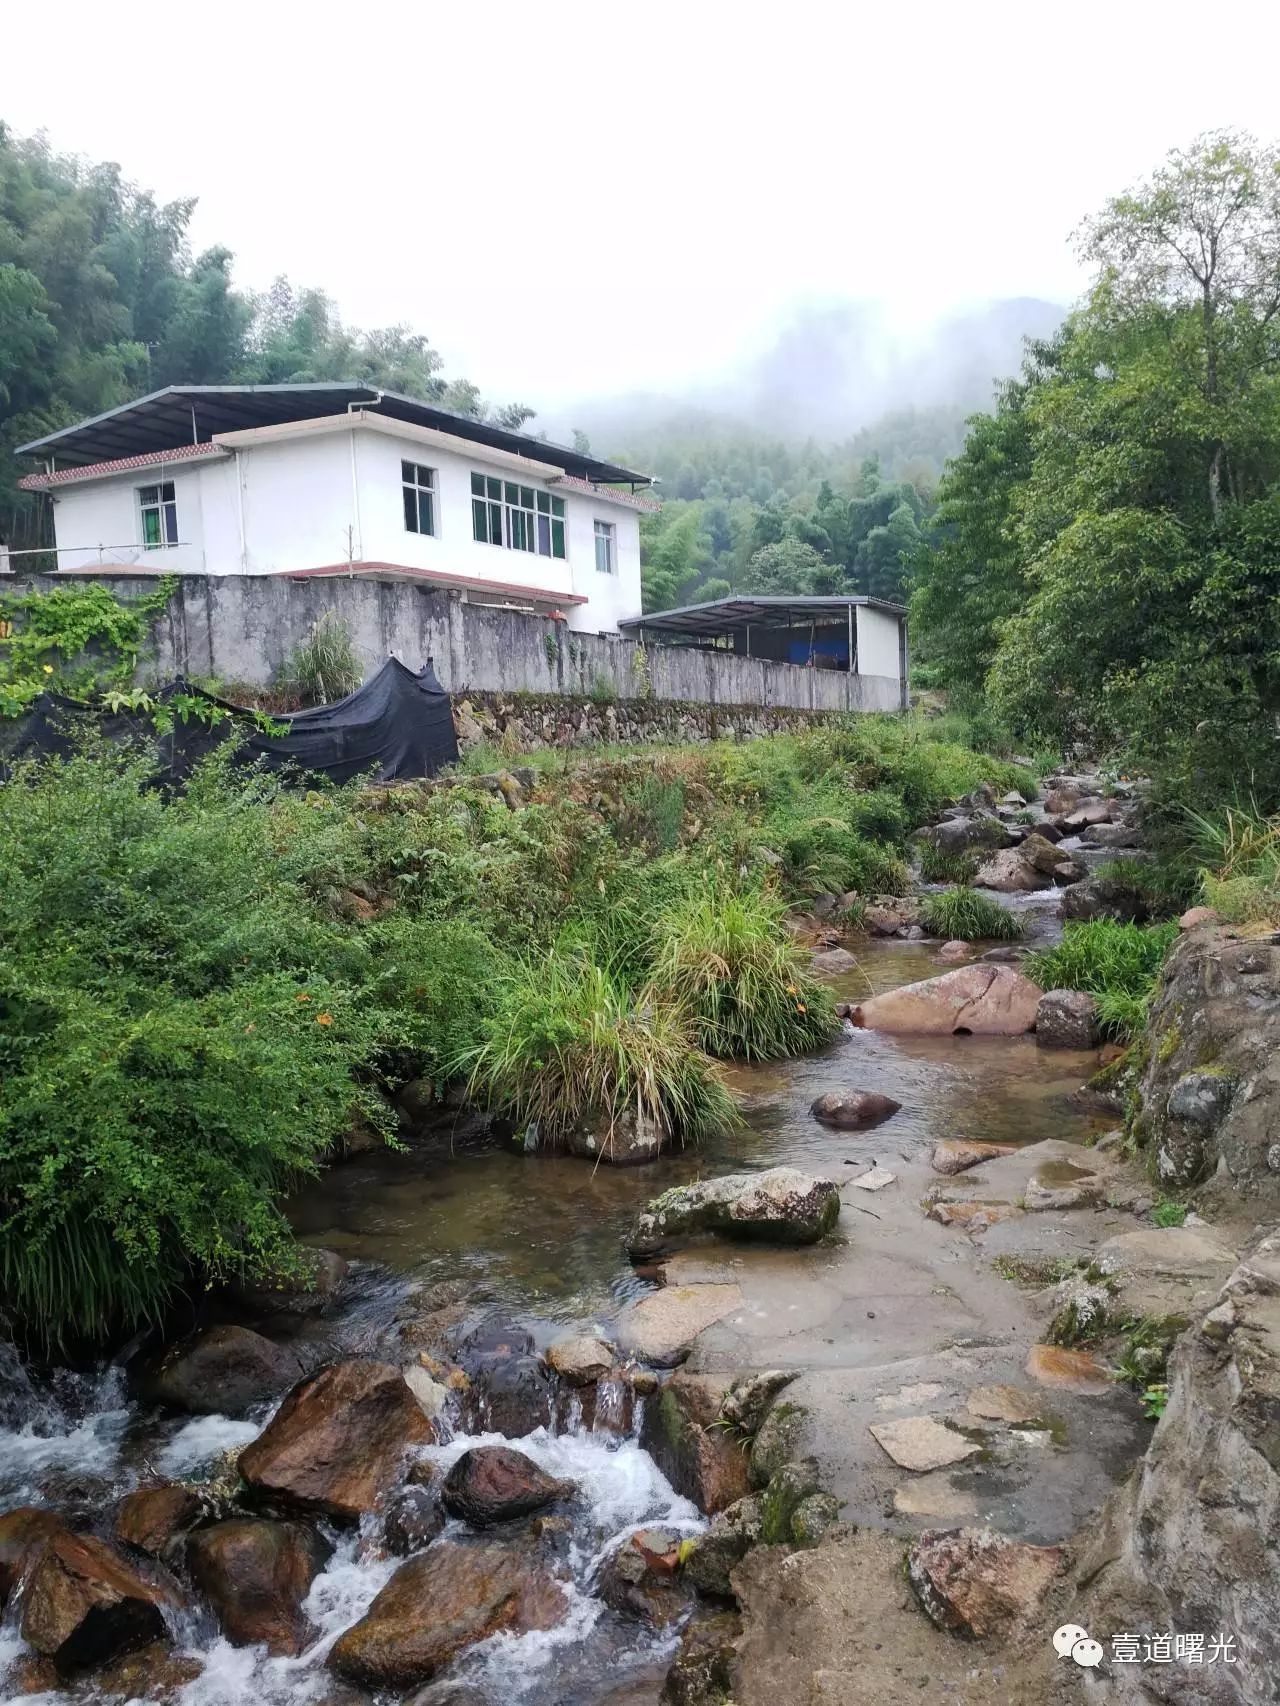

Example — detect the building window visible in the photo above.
[594,518,615,574]
[138,481,178,548]
[402,462,436,535]
[471,472,565,558]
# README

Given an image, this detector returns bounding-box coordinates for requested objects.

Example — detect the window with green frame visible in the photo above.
[471,472,565,558]
[138,481,178,548]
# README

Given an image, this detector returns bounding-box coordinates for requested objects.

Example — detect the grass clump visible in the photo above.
[1185,800,1280,924]
[651,887,838,1060]
[462,953,737,1148]
[1027,920,1178,1041]
[920,888,1024,941]
[919,843,978,885]
[277,610,362,706]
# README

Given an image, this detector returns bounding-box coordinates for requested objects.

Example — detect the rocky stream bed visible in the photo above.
[2,773,1277,1705]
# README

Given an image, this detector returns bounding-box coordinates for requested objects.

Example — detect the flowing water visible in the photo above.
[0,930,1108,1706]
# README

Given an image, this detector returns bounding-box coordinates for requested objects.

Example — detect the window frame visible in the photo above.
[401,460,437,537]
[471,471,566,559]
[594,518,616,575]
[138,480,178,550]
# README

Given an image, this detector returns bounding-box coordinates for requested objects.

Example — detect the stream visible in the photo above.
[0,924,1114,1706]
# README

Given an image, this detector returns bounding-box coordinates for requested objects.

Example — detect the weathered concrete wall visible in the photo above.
[16,573,904,715]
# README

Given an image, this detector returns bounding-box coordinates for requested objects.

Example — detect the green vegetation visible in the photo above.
[1152,1196,1189,1229]
[0,578,176,716]
[1027,920,1179,1041]
[911,131,1280,809]
[919,888,1024,942]
[277,611,362,708]
[651,888,837,1060]
[1187,801,1280,925]
[918,843,978,885]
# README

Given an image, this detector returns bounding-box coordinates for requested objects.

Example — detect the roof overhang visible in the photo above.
[214,411,567,480]
[618,595,907,638]
[15,384,654,487]
[18,441,230,492]
[280,562,589,605]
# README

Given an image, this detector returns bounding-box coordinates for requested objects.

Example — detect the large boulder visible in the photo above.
[1061,873,1152,924]
[0,1508,64,1609]
[238,1360,434,1523]
[187,1519,331,1656]
[113,1485,203,1560]
[627,1168,840,1256]
[328,1541,568,1689]
[974,833,1082,893]
[20,1532,173,1673]
[143,1324,304,1417]
[440,1446,572,1527]
[1035,987,1101,1049]
[1076,1230,1280,1703]
[598,1527,691,1626]
[907,1527,1065,1638]
[923,814,1007,857]
[809,1090,901,1130]
[1129,925,1279,1195]
[545,1333,614,1387]
[850,964,1042,1036]
[456,1316,555,1437]
[641,1372,753,1515]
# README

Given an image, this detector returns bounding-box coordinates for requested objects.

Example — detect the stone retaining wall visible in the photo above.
[454,690,837,752]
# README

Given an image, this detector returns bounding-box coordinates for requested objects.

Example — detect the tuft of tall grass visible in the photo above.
[461,953,738,1148]
[919,888,1024,942]
[919,843,978,885]
[1027,920,1178,1040]
[651,888,838,1060]
[277,611,362,706]
[1185,800,1280,924]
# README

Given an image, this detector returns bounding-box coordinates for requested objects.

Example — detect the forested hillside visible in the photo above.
[0,125,528,549]
[910,130,1280,805]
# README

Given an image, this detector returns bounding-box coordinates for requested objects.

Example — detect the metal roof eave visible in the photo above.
[618,594,908,636]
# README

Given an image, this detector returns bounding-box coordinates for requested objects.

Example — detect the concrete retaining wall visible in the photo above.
[15,573,904,715]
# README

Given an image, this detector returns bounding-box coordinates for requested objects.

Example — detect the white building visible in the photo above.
[16,385,655,634]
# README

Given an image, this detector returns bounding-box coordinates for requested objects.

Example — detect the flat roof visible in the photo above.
[619,594,907,637]
[15,384,653,487]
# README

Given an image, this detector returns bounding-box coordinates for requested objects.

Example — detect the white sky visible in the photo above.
[6,0,1280,411]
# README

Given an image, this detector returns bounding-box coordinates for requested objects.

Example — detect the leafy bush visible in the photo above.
[919,888,1024,942]
[845,788,910,844]
[0,580,175,717]
[1027,920,1178,1040]
[651,888,837,1059]
[919,842,978,885]
[461,953,736,1147]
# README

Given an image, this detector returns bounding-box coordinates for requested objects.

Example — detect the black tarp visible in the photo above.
[3,657,458,785]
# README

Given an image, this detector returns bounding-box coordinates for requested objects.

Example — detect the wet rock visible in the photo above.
[113,1485,202,1560]
[930,1139,1018,1175]
[1061,873,1151,924]
[0,1508,65,1610]
[20,1532,172,1673]
[809,1089,901,1129]
[328,1540,568,1689]
[810,946,859,975]
[748,1400,809,1487]
[627,1168,841,1256]
[545,1333,614,1386]
[926,1199,1020,1230]
[383,1485,446,1555]
[850,964,1042,1037]
[402,1363,450,1421]
[187,1519,331,1656]
[599,1527,692,1626]
[660,1609,742,1704]
[441,1445,572,1527]
[718,1369,800,1438]
[617,1285,743,1368]
[923,814,1007,857]
[1023,1165,1105,1211]
[965,1386,1042,1424]
[142,1324,303,1417]
[972,846,1053,893]
[863,896,922,936]
[758,1457,824,1543]
[238,1360,435,1523]
[466,1353,555,1436]
[681,1494,763,1597]
[868,1416,981,1472]
[1062,797,1115,827]
[1025,1343,1111,1394]
[5,1652,60,1694]
[936,939,972,963]
[92,1641,203,1702]
[790,1491,841,1548]
[231,1246,348,1317]
[641,1372,753,1515]
[907,1526,1065,1638]
[559,1105,669,1164]
[1035,987,1100,1049]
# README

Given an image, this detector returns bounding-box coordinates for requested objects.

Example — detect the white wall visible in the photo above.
[856,605,903,683]
[49,423,645,633]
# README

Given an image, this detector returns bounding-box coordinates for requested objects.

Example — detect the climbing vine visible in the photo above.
[0,578,177,717]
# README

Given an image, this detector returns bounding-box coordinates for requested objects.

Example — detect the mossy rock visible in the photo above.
[790,1491,841,1548]
[759,1457,822,1545]
[748,1400,809,1488]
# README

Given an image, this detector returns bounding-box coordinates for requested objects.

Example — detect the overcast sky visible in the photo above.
[6,1,1279,411]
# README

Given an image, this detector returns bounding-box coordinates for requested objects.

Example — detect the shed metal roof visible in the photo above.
[15,384,653,487]
[618,594,907,637]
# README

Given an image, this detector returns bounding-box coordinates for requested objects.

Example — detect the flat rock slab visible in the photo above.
[931,1140,1019,1176]
[926,1200,1021,1231]
[875,1383,945,1411]
[616,1285,743,1368]
[850,964,1042,1036]
[1025,1344,1111,1395]
[1097,1226,1237,1278]
[848,1168,896,1192]
[966,1385,1043,1424]
[892,1475,980,1519]
[868,1416,981,1472]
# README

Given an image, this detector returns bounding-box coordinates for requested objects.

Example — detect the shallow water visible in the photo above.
[0,933,1107,1706]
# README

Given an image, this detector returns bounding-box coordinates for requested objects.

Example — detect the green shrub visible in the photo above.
[919,842,978,885]
[461,953,737,1147]
[278,611,362,706]
[652,888,838,1059]
[1027,920,1178,1041]
[846,788,910,844]
[1092,858,1195,921]
[1153,1195,1188,1229]
[919,888,1024,942]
